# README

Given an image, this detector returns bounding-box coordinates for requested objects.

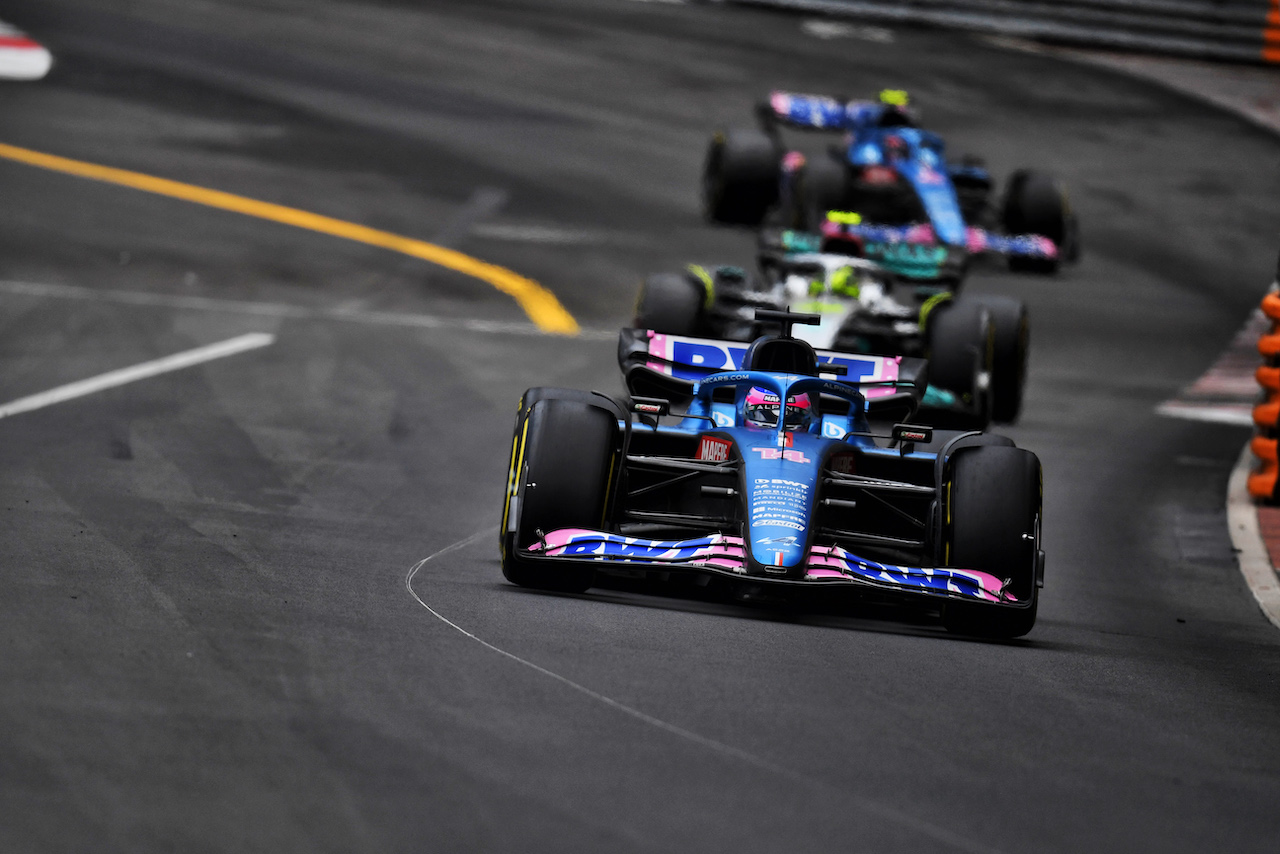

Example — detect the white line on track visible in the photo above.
[0,332,275,420]
[1155,401,1254,427]
[471,224,612,245]
[405,532,1008,854]
[0,279,615,341]
[1226,444,1280,630]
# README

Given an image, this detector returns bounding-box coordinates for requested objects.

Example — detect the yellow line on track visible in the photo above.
[0,141,579,335]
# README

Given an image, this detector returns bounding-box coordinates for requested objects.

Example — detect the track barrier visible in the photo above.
[1248,257,1280,500]
[725,0,1280,65]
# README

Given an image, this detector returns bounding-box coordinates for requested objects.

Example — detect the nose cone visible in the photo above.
[740,435,822,574]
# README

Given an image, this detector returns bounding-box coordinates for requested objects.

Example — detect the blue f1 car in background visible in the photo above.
[500,309,1045,638]
[703,89,1080,274]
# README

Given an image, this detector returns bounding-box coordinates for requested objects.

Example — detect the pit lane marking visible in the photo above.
[0,278,614,341]
[0,332,274,420]
[0,142,579,335]
[406,533,1008,854]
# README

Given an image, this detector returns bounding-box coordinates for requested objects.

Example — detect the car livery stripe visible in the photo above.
[527,528,1014,603]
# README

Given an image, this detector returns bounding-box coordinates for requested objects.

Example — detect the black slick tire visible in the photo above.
[501,399,617,593]
[702,128,781,226]
[925,298,994,429]
[941,446,1041,638]
[1002,170,1066,274]
[972,296,1029,424]
[794,157,847,231]
[634,272,705,336]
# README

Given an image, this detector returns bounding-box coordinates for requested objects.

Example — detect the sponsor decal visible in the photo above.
[712,410,734,427]
[822,420,847,439]
[752,447,810,464]
[645,335,901,399]
[697,435,731,463]
[749,477,811,533]
[803,545,1015,603]
[530,529,747,573]
[830,453,856,475]
[892,424,933,444]
[634,403,664,414]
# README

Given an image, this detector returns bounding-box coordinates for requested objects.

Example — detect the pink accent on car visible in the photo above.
[903,223,936,243]
[805,543,1012,602]
[524,529,1013,603]
[965,227,991,253]
[856,354,902,401]
[528,529,748,571]
[646,331,671,374]
[1032,236,1058,257]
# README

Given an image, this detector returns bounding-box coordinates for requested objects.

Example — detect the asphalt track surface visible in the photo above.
[1,1,1279,851]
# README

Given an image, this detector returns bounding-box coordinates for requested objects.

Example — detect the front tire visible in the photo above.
[501,399,617,593]
[941,446,1042,638]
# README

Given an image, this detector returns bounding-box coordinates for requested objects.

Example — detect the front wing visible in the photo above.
[523,528,1020,605]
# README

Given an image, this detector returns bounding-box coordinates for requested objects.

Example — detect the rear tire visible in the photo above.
[703,128,781,226]
[941,446,1042,638]
[793,157,847,231]
[1002,170,1066,274]
[972,296,1029,424]
[925,298,994,429]
[634,272,705,336]
[501,399,617,593]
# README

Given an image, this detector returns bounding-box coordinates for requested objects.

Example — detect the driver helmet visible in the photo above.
[745,388,813,430]
[883,133,910,160]
[877,90,917,128]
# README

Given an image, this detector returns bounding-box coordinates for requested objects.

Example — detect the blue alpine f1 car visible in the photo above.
[703,89,1079,274]
[500,310,1045,637]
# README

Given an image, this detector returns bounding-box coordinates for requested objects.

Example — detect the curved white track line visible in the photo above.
[1226,444,1280,630]
[405,530,1008,854]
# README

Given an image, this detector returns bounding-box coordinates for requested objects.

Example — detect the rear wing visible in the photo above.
[820,217,1057,262]
[617,328,927,419]
[759,91,849,132]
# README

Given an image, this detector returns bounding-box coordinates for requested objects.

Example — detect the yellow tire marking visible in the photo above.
[0,142,579,335]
